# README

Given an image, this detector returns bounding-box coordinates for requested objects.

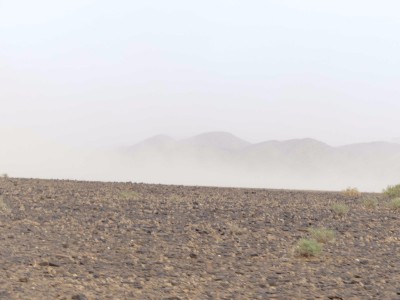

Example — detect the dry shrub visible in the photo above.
[363,197,378,209]
[308,228,335,243]
[119,190,140,200]
[0,196,10,213]
[342,187,361,199]
[331,203,350,217]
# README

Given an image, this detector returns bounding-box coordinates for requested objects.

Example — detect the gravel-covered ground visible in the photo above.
[0,177,399,299]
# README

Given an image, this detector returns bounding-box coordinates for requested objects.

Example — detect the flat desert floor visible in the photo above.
[0,178,399,299]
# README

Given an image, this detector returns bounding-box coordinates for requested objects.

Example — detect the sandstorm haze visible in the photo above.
[1,1,400,191]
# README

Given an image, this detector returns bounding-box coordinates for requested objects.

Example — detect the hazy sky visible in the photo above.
[1,0,400,148]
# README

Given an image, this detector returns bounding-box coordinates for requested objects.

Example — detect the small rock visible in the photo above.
[0,291,11,298]
[133,282,143,289]
[72,294,88,300]
[267,277,278,286]
[39,261,60,267]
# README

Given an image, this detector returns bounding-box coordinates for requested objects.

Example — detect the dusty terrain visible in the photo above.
[0,177,399,299]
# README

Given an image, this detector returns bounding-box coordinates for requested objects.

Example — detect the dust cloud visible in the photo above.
[1,128,399,192]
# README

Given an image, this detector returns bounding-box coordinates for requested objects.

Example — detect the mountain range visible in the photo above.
[1,128,399,192]
[123,132,400,191]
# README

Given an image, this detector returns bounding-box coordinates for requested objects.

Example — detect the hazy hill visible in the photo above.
[182,132,251,151]
[2,128,400,192]
[339,141,400,156]
[129,135,177,152]
[125,132,400,191]
[244,138,334,162]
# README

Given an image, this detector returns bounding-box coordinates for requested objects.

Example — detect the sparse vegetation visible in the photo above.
[167,194,186,202]
[342,187,361,198]
[0,196,10,213]
[390,198,400,211]
[363,197,378,209]
[2,177,400,298]
[1,173,8,178]
[308,227,335,243]
[119,190,140,200]
[225,221,248,235]
[295,238,322,257]
[331,203,350,216]
[383,184,400,199]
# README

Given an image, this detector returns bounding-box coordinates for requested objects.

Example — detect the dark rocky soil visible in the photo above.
[0,177,400,299]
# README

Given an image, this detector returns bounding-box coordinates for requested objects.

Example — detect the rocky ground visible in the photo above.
[0,177,399,299]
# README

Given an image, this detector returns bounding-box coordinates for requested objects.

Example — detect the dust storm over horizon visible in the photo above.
[1,1,400,191]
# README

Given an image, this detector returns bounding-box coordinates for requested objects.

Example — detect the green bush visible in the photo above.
[331,203,350,216]
[308,228,335,243]
[383,184,400,199]
[296,239,322,257]
[363,197,378,209]
[390,198,400,211]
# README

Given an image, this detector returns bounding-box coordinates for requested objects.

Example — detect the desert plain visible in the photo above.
[0,177,400,299]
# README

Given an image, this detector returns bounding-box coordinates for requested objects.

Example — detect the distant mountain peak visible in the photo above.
[190,131,246,140]
[252,137,331,148]
[283,138,331,147]
[182,131,251,150]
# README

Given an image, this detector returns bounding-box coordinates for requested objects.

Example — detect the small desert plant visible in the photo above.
[308,228,335,243]
[167,194,185,202]
[331,203,350,217]
[119,190,140,200]
[363,197,378,209]
[0,196,10,212]
[383,184,400,199]
[342,187,361,198]
[390,198,400,211]
[295,238,322,257]
[1,173,8,178]
[225,221,248,235]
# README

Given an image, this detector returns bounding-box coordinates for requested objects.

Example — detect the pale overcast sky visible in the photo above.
[1,0,400,148]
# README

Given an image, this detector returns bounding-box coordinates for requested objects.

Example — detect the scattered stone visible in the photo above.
[0,178,398,299]
[71,294,88,300]
[39,261,60,267]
